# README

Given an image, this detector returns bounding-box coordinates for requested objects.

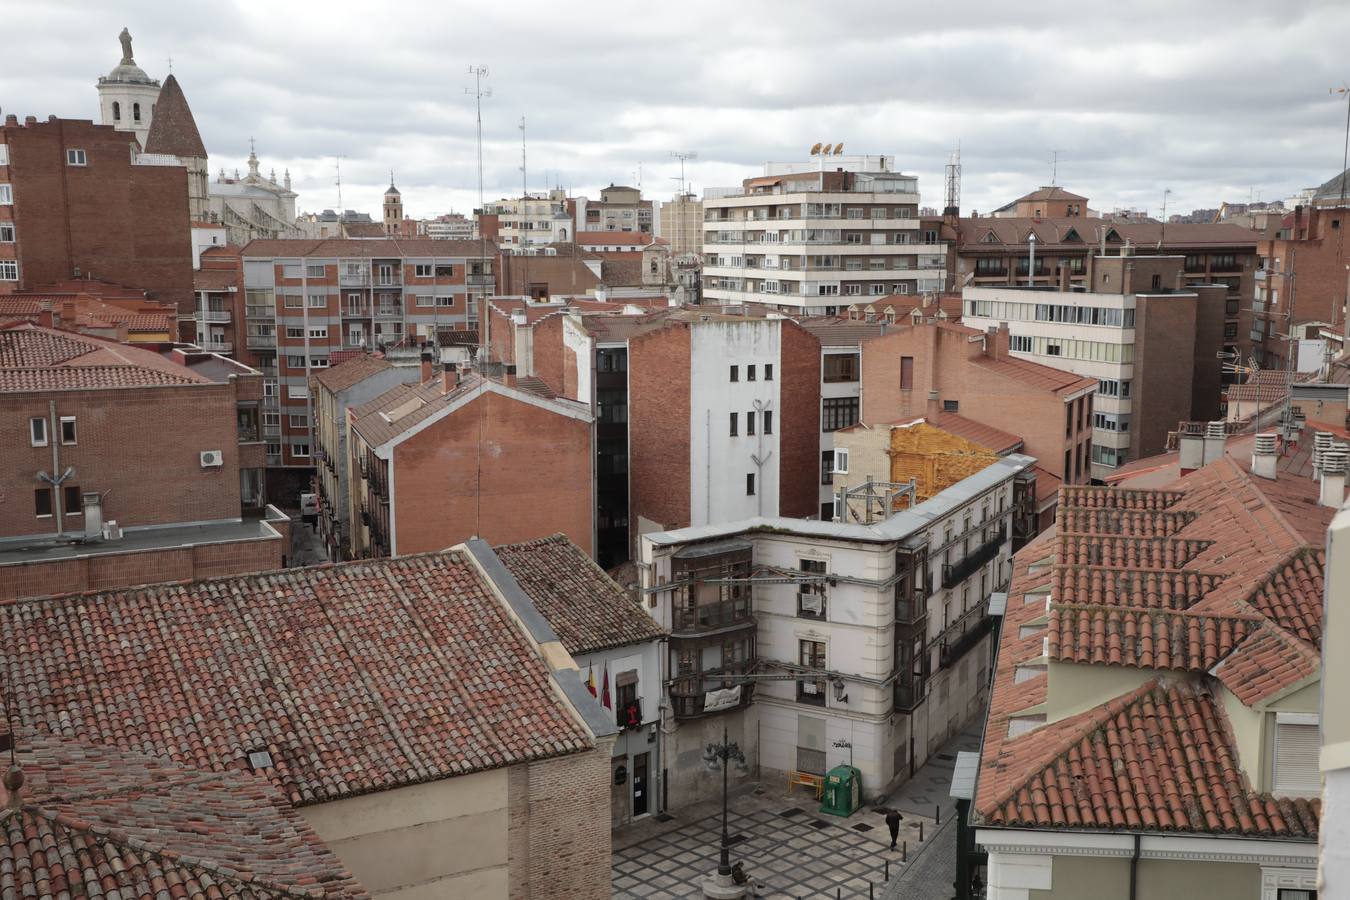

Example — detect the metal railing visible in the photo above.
[246,305,273,319]
[246,334,276,348]
[672,598,752,634]
[941,527,1006,589]
[197,309,232,322]
[669,664,755,719]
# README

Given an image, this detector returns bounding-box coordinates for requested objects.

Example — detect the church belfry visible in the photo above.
[96,27,161,148]
[384,175,403,234]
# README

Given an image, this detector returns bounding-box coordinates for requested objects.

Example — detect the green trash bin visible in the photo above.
[819,764,862,817]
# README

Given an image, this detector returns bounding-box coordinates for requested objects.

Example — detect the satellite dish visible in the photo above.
[822,143,834,155]
[833,143,844,155]
[810,142,823,156]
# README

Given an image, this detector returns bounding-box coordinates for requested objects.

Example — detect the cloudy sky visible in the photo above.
[7,0,1350,221]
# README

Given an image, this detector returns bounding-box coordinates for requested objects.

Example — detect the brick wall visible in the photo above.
[1190,284,1226,423]
[778,320,822,518]
[532,314,565,393]
[392,386,594,555]
[628,323,691,543]
[507,740,615,900]
[2,118,194,314]
[2,382,244,539]
[489,305,517,365]
[0,533,285,600]
[1135,294,1198,459]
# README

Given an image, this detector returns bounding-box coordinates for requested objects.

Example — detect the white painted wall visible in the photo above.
[572,639,662,729]
[688,320,783,525]
[562,316,594,405]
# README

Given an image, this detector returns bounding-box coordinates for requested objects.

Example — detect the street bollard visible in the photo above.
[837,889,842,899]
[870,884,875,900]
[919,820,924,842]
[885,859,890,880]
[903,840,908,862]
[935,804,941,826]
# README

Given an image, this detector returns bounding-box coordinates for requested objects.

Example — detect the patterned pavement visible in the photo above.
[613,804,900,898]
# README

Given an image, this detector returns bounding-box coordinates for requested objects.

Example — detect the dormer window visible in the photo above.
[1272,712,1319,797]
[247,747,275,771]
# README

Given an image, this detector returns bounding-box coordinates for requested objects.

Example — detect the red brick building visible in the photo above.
[0,115,195,324]
[347,367,594,557]
[860,321,1097,486]
[0,322,288,598]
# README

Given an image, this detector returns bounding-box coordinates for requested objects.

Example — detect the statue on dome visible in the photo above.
[118,27,135,64]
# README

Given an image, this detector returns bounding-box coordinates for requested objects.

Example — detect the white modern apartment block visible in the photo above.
[638,454,1037,806]
[1324,497,1350,893]
[483,189,574,248]
[702,155,947,314]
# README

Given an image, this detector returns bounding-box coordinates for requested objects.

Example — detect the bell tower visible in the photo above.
[384,174,403,235]
[96,27,161,148]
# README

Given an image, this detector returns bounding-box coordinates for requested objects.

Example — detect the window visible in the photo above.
[746,411,756,435]
[292,443,310,457]
[822,397,859,432]
[821,450,834,485]
[943,400,959,413]
[132,102,141,122]
[900,356,914,390]
[29,417,47,447]
[1045,342,1062,356]
[763,411,773,434]
[798,559,827,618]
[307,293,327,308]
[833,447,850,474]
[823,353,859,382]
[729,412,738,436]
[64,485,82,515]
[414,294,434,307]
[0,185,12,205]
[283,294,303,308]
[66,149,87,166]
[288,414,309,428]
[747,365,756,381]
[306,264,325,277]
[265,442,282,458]
[797,640,827,705]
[0,260,17,281]
[436,295,454,307]
[746,473,756,496]
[286,355,307,368]
[729,365,739,382]
[0,223,13,242]
[59,416,76,445]
[111,101,121,121]
[764,364,773,381]
[289,385,310,401]
[308,326,327,339]
[34,487,52,517]
[415,264,433,277]
[285,327,305,338]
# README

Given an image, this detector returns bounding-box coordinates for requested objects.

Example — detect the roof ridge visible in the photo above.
[1051,602,1263,622]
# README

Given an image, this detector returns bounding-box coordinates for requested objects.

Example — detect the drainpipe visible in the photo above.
[1128,833,1140,900]
[48,401,64,534]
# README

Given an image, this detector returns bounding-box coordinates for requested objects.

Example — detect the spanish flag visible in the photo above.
[586,662,597,697]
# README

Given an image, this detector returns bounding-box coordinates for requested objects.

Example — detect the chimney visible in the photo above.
[1059,264,1071,292]
[1178,425,1205,475]
[420,350,434,384]
[1250,432,1278,480]
[1202,420,1227,466]
[1320,445,1348,508]
[1313,431,1334,479]
[61,300,76,321]
[37,309,54,328]
[927,390,941,422]
[443,362,459,393]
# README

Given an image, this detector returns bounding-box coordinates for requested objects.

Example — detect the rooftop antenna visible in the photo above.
[1050,149,1060,186]
[466,64,491,539]
[944,143,962,215]
[334,155,346,213]
[166,54,173,75]
[670,151,697,194]
[1332,83,1350,333]
[1159,187,1172,248]
[519,116,527,198]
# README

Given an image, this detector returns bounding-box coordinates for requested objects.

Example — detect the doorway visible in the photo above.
[632,752,649,817]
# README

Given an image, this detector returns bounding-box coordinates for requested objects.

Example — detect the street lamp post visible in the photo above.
[702,726,749,898]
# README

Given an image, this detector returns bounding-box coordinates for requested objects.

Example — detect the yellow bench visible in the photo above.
[788,771,824,800]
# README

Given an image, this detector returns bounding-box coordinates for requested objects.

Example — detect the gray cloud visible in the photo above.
[6,0,1349,220]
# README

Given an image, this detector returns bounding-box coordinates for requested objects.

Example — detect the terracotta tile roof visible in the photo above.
[1226,369,1311,405]
[931,413,1023,454]
[1033,466,1062,504]
[975,449,1327,840]
[600,258,644,286]
[142,74,207,158]
[435,327,480,346]
[983,681,1318,836]
[343,222,386,238]
[2,731,366,898]
[576,231,655,246]
[794,318,887,347]
[0,551,593,806]
[311,354,393,393]
[350,377,469,447]
[494,534,666,654]
[970,354,1097,395]
[0,323,208,391]
[960,217,1259,250]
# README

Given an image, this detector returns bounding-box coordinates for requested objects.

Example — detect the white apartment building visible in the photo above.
[638,454,1037,807]
[702,155,947,314]
[483,189,574,248]
[424,213,476,241]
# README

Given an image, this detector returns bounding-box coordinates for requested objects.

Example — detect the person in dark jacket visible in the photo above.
[885,808,903,849]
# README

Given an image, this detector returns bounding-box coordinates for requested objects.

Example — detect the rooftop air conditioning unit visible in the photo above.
[101,520,122,541]
[200,450,224,468]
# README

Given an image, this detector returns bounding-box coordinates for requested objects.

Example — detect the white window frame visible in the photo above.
[30,417,48,447]
[308,326,327,339]
[59,416,77,445]
[0,222,13,242]
[288,414,309,428]
[415,294,434,307]
[292,443,310,457]
[0,145,8,166]
[289,385,311,399]
[833,448,850,474]
[307,293,327,308]
[0,184,12,205]
[285,327,304,339]
[305,264,325,277]
[66,149,87,166]
[0,259,17,281]
[415,264,433,277]
[1272,713,1320,797]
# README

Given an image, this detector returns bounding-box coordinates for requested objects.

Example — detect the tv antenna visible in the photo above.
[334,155,347,212]
[464,64,491,539]
[1050,149,1060,185]
[519,116,528,199]
[670,151,697,194]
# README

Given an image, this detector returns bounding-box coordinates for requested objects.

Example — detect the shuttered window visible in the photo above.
[1273,717,1320,797]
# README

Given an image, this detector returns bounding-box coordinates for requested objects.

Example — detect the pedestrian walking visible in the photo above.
[885,807,903,850]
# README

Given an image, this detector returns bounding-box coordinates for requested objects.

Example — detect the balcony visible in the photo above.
[939,599,994,669]
[246,305,273,319]
[203,341,232,354]
[669,663,755,719]
[344,305,373,318]
[339,271,371,287]
[941,526,1005,589]
[466,274,494,287]
[246,334,276,349]
[196,309,232,323]
[893,676,926,713]
[374,275,403,287]
[672,598,752,635]
[616,697,643,730]
[374,306,402,319]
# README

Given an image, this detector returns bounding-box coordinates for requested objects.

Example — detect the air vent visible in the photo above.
[200,450,224,468]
